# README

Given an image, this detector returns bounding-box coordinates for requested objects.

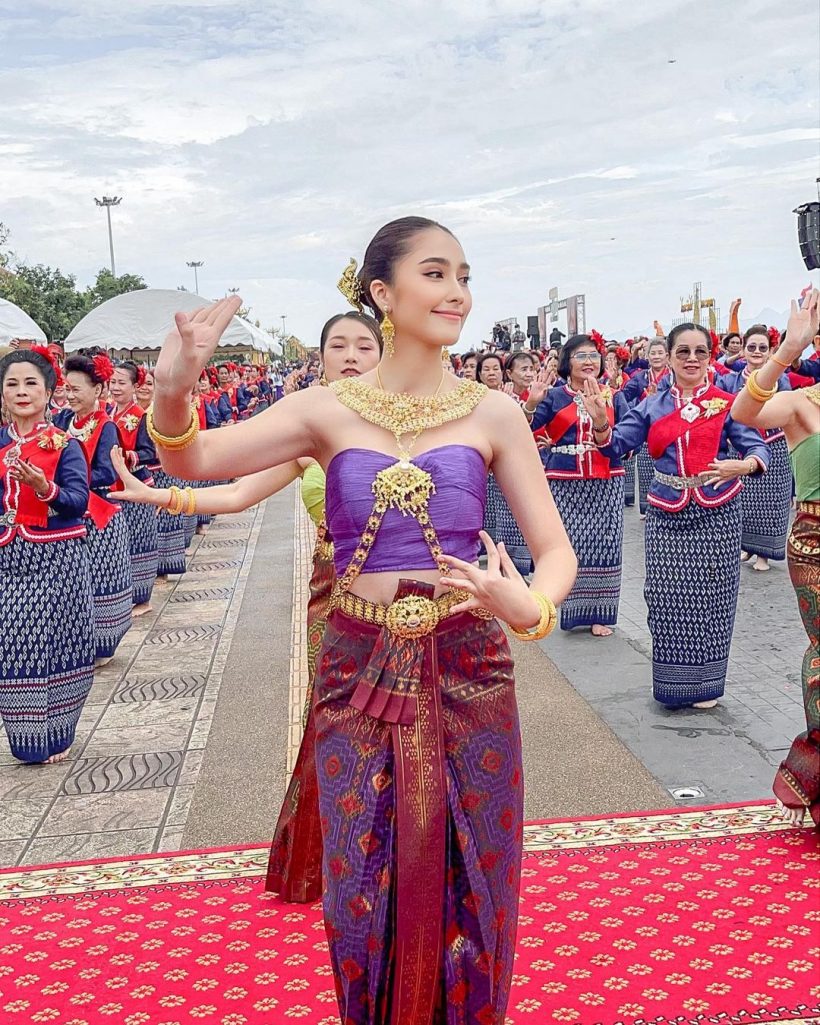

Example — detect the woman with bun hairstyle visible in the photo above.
[0,347,94,763]
[109,361,159,613]
[149,216,575,1025]
[56,353,133,662]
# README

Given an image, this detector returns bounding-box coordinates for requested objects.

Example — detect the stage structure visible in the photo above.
[537,287,586,346]
[674,281,721,333]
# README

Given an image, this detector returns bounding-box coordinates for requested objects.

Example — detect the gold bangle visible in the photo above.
[770,354,792,370]
[183,486,197,516]
[166,486,184,515]
[744,369,778,403]
[509,591,557,642]
[146,404,200,451]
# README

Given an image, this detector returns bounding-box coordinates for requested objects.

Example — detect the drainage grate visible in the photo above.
[668,785,706,800]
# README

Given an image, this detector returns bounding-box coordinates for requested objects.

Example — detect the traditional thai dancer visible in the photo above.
[622,336,670,516]
[532,333,628,635]
[0,349,94,763]
[149,217,576,1025]
[723,325,793,571]
[112,312,383,903]
[58,353,133,662]
[583,323,769,708]
[110,362,159,613]
[733,288,820,827]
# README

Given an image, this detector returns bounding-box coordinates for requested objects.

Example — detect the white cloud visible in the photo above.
[0,0,817,347]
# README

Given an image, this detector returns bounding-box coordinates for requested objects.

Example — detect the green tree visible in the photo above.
[0,263,88,341]
[84,268,147,310]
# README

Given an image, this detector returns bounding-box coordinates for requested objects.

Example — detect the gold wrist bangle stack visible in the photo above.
[146,405,199,451]
[166,485,197,516]
[509,591,557,642]
[744,369,778,404]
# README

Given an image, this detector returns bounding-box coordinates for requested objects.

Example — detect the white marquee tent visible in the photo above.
[64,289,277,358]
[0,297,48,345]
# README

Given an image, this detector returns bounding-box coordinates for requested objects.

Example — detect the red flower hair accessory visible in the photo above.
[710,330,720,362]
[588,329,606,356]
[767,325,780,350]
[615,346,630,363]
[30,344,61,377]
[92,353,115,382]
[135,365,147,388]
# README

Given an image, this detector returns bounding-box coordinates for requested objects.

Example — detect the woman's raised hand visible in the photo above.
[110,446,152,503]
[440,531,540,627]
[781,287,820,361]
[154,297,242,397]
[581,377,608,421]
[527,367,555,405]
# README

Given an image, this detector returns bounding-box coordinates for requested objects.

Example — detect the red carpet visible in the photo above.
[1,802,817,1024]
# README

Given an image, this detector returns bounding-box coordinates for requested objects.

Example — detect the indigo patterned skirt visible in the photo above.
[483,472,500,542]
[266,538,335,903]
[193,479,214,528]
[623,454,636,506]
[183,510,197,548]
[636,443,654,515]
[645,498,742,706]
[550,476,624,630]
[493,484,531,576]
[774,505,820,826]
[0,535,94,762]
[154,469,187,576]
[119,499,158,605]
[741,437,792,560]
[86,511,133,659]
[314,583,522,1025]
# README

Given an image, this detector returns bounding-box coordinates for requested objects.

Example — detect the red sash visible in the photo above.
[642,367,669,399]
[544,400,579,442]
[72,413,121,529]
[0,428,67,527]
[647,388,734,469]
[195,396,207,430]
[113,402,145,450]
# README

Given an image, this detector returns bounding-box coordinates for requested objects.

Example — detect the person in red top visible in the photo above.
[58,353,133,662]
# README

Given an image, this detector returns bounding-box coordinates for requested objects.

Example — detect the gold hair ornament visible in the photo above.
[337,258,364,313]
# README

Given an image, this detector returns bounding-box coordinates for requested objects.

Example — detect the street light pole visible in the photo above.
[186,261,204,293]
[94,196,122,276]
[280,315,288,359]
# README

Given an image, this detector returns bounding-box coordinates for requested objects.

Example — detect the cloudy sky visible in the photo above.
[1,0,818,349]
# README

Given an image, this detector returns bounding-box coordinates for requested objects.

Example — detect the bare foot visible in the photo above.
[591,624,613,637]
[132,602,152,617]
[45,747,71,764]
[639,513,646,521]
[196,525,208,535]
[691,699,718,709]
[95,655,114,668]
[752,558,770,572]
[776,799,806,827]
[740,551,753,563]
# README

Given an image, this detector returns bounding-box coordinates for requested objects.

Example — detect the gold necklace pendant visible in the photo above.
[372,460,436,517]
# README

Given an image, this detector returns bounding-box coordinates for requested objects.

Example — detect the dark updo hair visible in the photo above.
[667,322,711,354]
[115,360,141,385]
[0,350,57,393]
[557,334,603,381]
[64,353,106,385]
[319,312,383,355]
[742,324,769,344]
[357,216,456,320]
[475,351,504,383]
[722,331,742,349]
[503,350,537,381]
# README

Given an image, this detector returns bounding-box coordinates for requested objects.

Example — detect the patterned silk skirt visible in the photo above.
[86,511,133,659]
[119,498,158,605]
[623,453,636,507]
[550,476,624,630]
[153,469,187,576]
[636,443,654,515]
[313,583,523,1025]
[740,436,793,560]
[774,505,820,826]
[645,499,742,706]
[0,536,94,763]
[266,540,335,903]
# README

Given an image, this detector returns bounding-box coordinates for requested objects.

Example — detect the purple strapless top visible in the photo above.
[326,445,487,575]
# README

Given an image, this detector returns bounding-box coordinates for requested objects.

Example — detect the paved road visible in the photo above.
[542,501,806,806]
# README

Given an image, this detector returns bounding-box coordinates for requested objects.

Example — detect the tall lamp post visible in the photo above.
[94,196,122,276]
[186,261,204,293]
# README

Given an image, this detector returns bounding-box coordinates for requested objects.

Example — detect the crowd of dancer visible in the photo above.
[1,214,817,1025]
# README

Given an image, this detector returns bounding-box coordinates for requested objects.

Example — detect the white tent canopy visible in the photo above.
[64,289,277,354]
[0,297,48,345]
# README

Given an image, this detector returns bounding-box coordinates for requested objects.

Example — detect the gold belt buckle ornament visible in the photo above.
[385,595,440,638]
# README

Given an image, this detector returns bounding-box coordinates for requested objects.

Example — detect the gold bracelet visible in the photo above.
[166,486,184,515]
[744,369,778,403]
[183,486,197,516]
[770,354,793,370]
[146,405,200,451]
[509,591,557,642]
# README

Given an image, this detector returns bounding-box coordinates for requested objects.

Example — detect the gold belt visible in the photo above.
[796,500,820,517]
[330,587,490,639]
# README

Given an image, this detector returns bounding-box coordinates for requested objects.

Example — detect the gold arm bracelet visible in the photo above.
[509,591,557,642]
[744,369,778,403]
[770,354,792,370]
[166,486,184,515]
[183,486,197,516]
[146,405,200,451]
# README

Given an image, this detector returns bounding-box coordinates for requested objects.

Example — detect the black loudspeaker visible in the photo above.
[795,202,820,271]
[527,315,539,336]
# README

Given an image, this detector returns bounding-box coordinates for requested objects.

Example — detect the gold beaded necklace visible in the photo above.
[805,383,820,408]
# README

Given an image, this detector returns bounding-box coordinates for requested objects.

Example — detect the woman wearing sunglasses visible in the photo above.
[582,323,770,708]
[722,325,793,572]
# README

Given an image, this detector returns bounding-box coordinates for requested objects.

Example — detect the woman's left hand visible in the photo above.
[440,531,540,628]
[10,459,50,495]
[702,458,755,486]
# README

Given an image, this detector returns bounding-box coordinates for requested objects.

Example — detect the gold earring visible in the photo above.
[381,310,395,357]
